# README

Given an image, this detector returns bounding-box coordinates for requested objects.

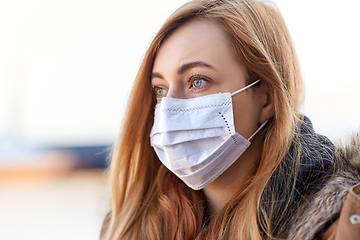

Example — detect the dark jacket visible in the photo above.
[285,130,360,240]
[101,119,360,239]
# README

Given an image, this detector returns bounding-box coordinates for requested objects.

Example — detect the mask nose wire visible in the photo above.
[231,79,261,96]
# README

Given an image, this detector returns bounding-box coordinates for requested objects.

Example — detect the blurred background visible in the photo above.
[0,0,359,239]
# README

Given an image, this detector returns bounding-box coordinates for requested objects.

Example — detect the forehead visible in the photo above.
[153,20,234,71]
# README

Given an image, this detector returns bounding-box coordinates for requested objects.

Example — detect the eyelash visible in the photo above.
[151,74,212,99]
[188,74,211,90]
[152,86,167,99]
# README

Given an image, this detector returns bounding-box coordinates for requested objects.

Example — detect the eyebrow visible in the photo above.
[151,61,215,80]
[178,61,214,74]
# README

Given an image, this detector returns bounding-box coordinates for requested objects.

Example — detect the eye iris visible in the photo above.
[156,89,163,96]
[193,79,201,88]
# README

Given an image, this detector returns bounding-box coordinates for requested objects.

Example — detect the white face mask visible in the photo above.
[150,79,267,190]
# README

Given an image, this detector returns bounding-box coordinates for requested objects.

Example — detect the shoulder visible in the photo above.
[321,183,360,240]
[287,132,360,240]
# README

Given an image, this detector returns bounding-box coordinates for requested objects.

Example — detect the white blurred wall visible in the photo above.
[0,0,359,148]
[275,0,360,142]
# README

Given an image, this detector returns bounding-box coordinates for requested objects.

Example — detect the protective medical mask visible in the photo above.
[150,79,267,190]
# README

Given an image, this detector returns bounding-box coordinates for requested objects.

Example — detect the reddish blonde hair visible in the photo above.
[102,0,304,239]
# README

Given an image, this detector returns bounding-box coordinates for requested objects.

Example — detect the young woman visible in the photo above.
[101,0,360,239]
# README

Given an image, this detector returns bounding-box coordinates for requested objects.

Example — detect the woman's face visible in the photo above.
[151,19,270,140]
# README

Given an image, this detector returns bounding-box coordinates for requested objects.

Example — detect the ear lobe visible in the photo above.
[258,82,274,124]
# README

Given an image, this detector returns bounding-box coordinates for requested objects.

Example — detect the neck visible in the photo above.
[202,136,262,215]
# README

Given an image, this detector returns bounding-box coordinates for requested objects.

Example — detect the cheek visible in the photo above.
[232,94,262,139]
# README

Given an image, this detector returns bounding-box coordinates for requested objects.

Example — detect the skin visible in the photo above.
[151,20,274,214]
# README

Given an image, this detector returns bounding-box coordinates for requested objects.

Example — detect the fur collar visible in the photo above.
[286,133,360,240]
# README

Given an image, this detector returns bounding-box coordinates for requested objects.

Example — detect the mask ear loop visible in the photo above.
[248,120,269,141]
[231,79,261,96]
[229,79,265,140]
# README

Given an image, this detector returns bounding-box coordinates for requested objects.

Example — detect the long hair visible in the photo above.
[102,0,305,239]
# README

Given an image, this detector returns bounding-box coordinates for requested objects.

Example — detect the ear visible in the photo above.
[256,81,274,124]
